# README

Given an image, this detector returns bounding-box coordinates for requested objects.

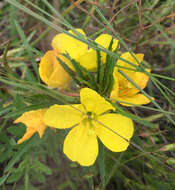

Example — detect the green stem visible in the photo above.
[98,142,106,190]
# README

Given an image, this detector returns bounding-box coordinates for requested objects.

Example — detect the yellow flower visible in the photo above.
[44,88,134,166]
[51,28,89,71]
[76,33,119,71]
[39,29,119,88]
[39,29,88,88]
[52,29,119,71]
[52,29,88,60]
[110,52,151,106]
[14,109,47,144]
[39,50,71,89]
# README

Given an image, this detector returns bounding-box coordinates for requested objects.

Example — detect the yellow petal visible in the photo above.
[94,34,119,63]
[95,34,119,51]
[39,50,71,89]
[63,122,98,166]
[43,104,84,129]
[51,29,88,59]
[115,52,150,97]
[80,88,115,115]
[117,52,144,82]
[95,113,134,152]
[117,93,152,106]
[17,128,35,144]
[76,49,97,71]
[110,68,119,99]
[117,52,144,70]
[133,71,150,90]
[118,71,150,97]
[14,109,47,143]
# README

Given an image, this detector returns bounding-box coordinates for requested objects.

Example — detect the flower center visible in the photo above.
[82,111,97,132]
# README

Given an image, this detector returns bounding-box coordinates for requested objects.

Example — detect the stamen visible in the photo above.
[87,112,92,117]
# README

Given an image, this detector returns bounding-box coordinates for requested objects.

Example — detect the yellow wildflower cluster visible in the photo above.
[14,29,152,166]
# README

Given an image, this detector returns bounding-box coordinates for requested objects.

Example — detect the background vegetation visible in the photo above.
[0,0,175,189]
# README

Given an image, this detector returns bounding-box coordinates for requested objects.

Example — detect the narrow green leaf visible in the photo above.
[98,142,105,190]
[96,50,102,84]
[0,104,13,117]
[0,173,10,186]
[4,141,34,173]
[87,178,95,190]
[7,171,23,183]
[14,20,34,56]
[25,165,29,190]
[61,54,98,89]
